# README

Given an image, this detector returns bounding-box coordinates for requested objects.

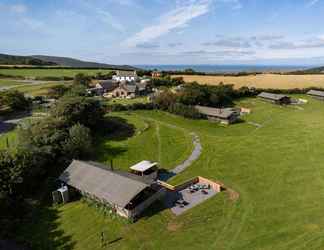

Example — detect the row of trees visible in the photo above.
[0,83,106,238]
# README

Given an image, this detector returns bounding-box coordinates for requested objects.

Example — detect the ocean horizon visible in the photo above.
[135,64,311,73]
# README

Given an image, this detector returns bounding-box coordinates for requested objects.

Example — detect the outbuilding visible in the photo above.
[195,105,240,125]
[59,160,165,219]
[307,89,324,100]
[257,92,291,105]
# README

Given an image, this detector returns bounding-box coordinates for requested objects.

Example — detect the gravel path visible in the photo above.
[170,133,202,175]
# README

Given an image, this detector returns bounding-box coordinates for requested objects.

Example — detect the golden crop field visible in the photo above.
[176,74,324,89]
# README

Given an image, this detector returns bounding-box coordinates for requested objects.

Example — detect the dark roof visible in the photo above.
[59,160,149,208]
[97,80,118,91]
[195,105,237,119]
[307,89,324,97]
[257,92,289,101]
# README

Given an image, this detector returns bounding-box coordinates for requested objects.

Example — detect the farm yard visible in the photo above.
[12,94,324,249]
[177,73,324,89]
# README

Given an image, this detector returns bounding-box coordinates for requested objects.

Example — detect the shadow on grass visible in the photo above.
[17,204,76,250]
[98,116,136,141]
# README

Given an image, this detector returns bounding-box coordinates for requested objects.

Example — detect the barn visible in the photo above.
[257,92,291,105]
[195,105,240,125]
[307,89,324,100]
[59,160,166,219]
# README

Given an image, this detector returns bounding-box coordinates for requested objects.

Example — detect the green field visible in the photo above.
[107,97,150,105]
[0,69,112,78]
[10,82,68,96]
[0,130,17,149]
[16,95,324,249]
[0,79,26,87]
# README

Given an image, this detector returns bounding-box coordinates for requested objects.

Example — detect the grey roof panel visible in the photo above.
[307,89,324,97]
[195,105,236,119]
[257,92,289,101]
[59,160,149,208]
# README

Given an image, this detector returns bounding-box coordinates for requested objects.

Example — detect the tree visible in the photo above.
[63,123,92,159]
[47,85,70,99]
[73,73,91,87]
[0,150,24,197]
[51,96,104,128]
[0,90,31,111]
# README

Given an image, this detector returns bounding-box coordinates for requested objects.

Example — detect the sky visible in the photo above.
[1,0,324,65]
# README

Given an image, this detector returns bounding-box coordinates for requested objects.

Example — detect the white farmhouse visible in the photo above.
[113,70,138,82]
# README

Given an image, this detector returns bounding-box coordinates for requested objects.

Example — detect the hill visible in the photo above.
[32,55,138,70]
[0,53,138,70]
[289,66,324,74]
[0,53,57,66]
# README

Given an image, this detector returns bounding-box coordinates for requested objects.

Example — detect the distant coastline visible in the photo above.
[135,64,310,73]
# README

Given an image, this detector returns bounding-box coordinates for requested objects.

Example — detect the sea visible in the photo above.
[135,65,310,73]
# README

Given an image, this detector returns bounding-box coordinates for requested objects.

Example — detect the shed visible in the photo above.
[59,160,165,218]
[307,89,324,100]
[130,160,158,179]
[257,92,291,105]
[195,105,240,124]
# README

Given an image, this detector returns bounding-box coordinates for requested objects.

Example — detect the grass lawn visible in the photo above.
[95,112,194,170]
[0,69,112,78]
[0,79,26,87]
[107,97,150,105]
[0,130,17,149]
[16,95,324,249]
[10,82,69,96]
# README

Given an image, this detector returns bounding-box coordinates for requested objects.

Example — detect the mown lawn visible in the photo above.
[16,95,324,249]
[0,130,17,149]
[11,82,69,96]
[95,112,194,170]
[0,69,112,78]
[107,97,150,105]
[0,79,26,87]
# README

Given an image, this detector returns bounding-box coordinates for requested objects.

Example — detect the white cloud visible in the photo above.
[122,0,211,47]
[97,10,125,32]
[307,0,320,7]
[11,4,28,13]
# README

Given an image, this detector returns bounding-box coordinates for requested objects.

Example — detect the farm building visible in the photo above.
[195,105,240,124]
[96,80,118,93]
[151,71,162,78]
[109,83,137,98]
[59,160,166,219]
[307,89,324,100]
[257,92,291,105]
[130,161,158,180]
[113,70,138,82]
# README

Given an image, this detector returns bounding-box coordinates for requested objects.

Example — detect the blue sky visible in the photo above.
[1,0,324,65]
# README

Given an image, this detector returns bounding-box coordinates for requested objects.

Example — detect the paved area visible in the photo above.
[167,185,218,216]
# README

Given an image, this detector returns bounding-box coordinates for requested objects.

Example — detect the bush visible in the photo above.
[168,103,202,119]
[51,96,104,128]
[0,90,31,111]
[63,123,92,159]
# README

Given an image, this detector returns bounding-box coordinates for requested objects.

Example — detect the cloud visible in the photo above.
[218,0,242,10]
[202,38,251,48]
[181,50,255,57]
[269,39,324,49]
[122,0,211,47]
[11,4,28,14]
[250,35,284,41]
[168,42,183,47]
[307,0,320,7]
[136,43,160,49]
[97,10,125,32]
